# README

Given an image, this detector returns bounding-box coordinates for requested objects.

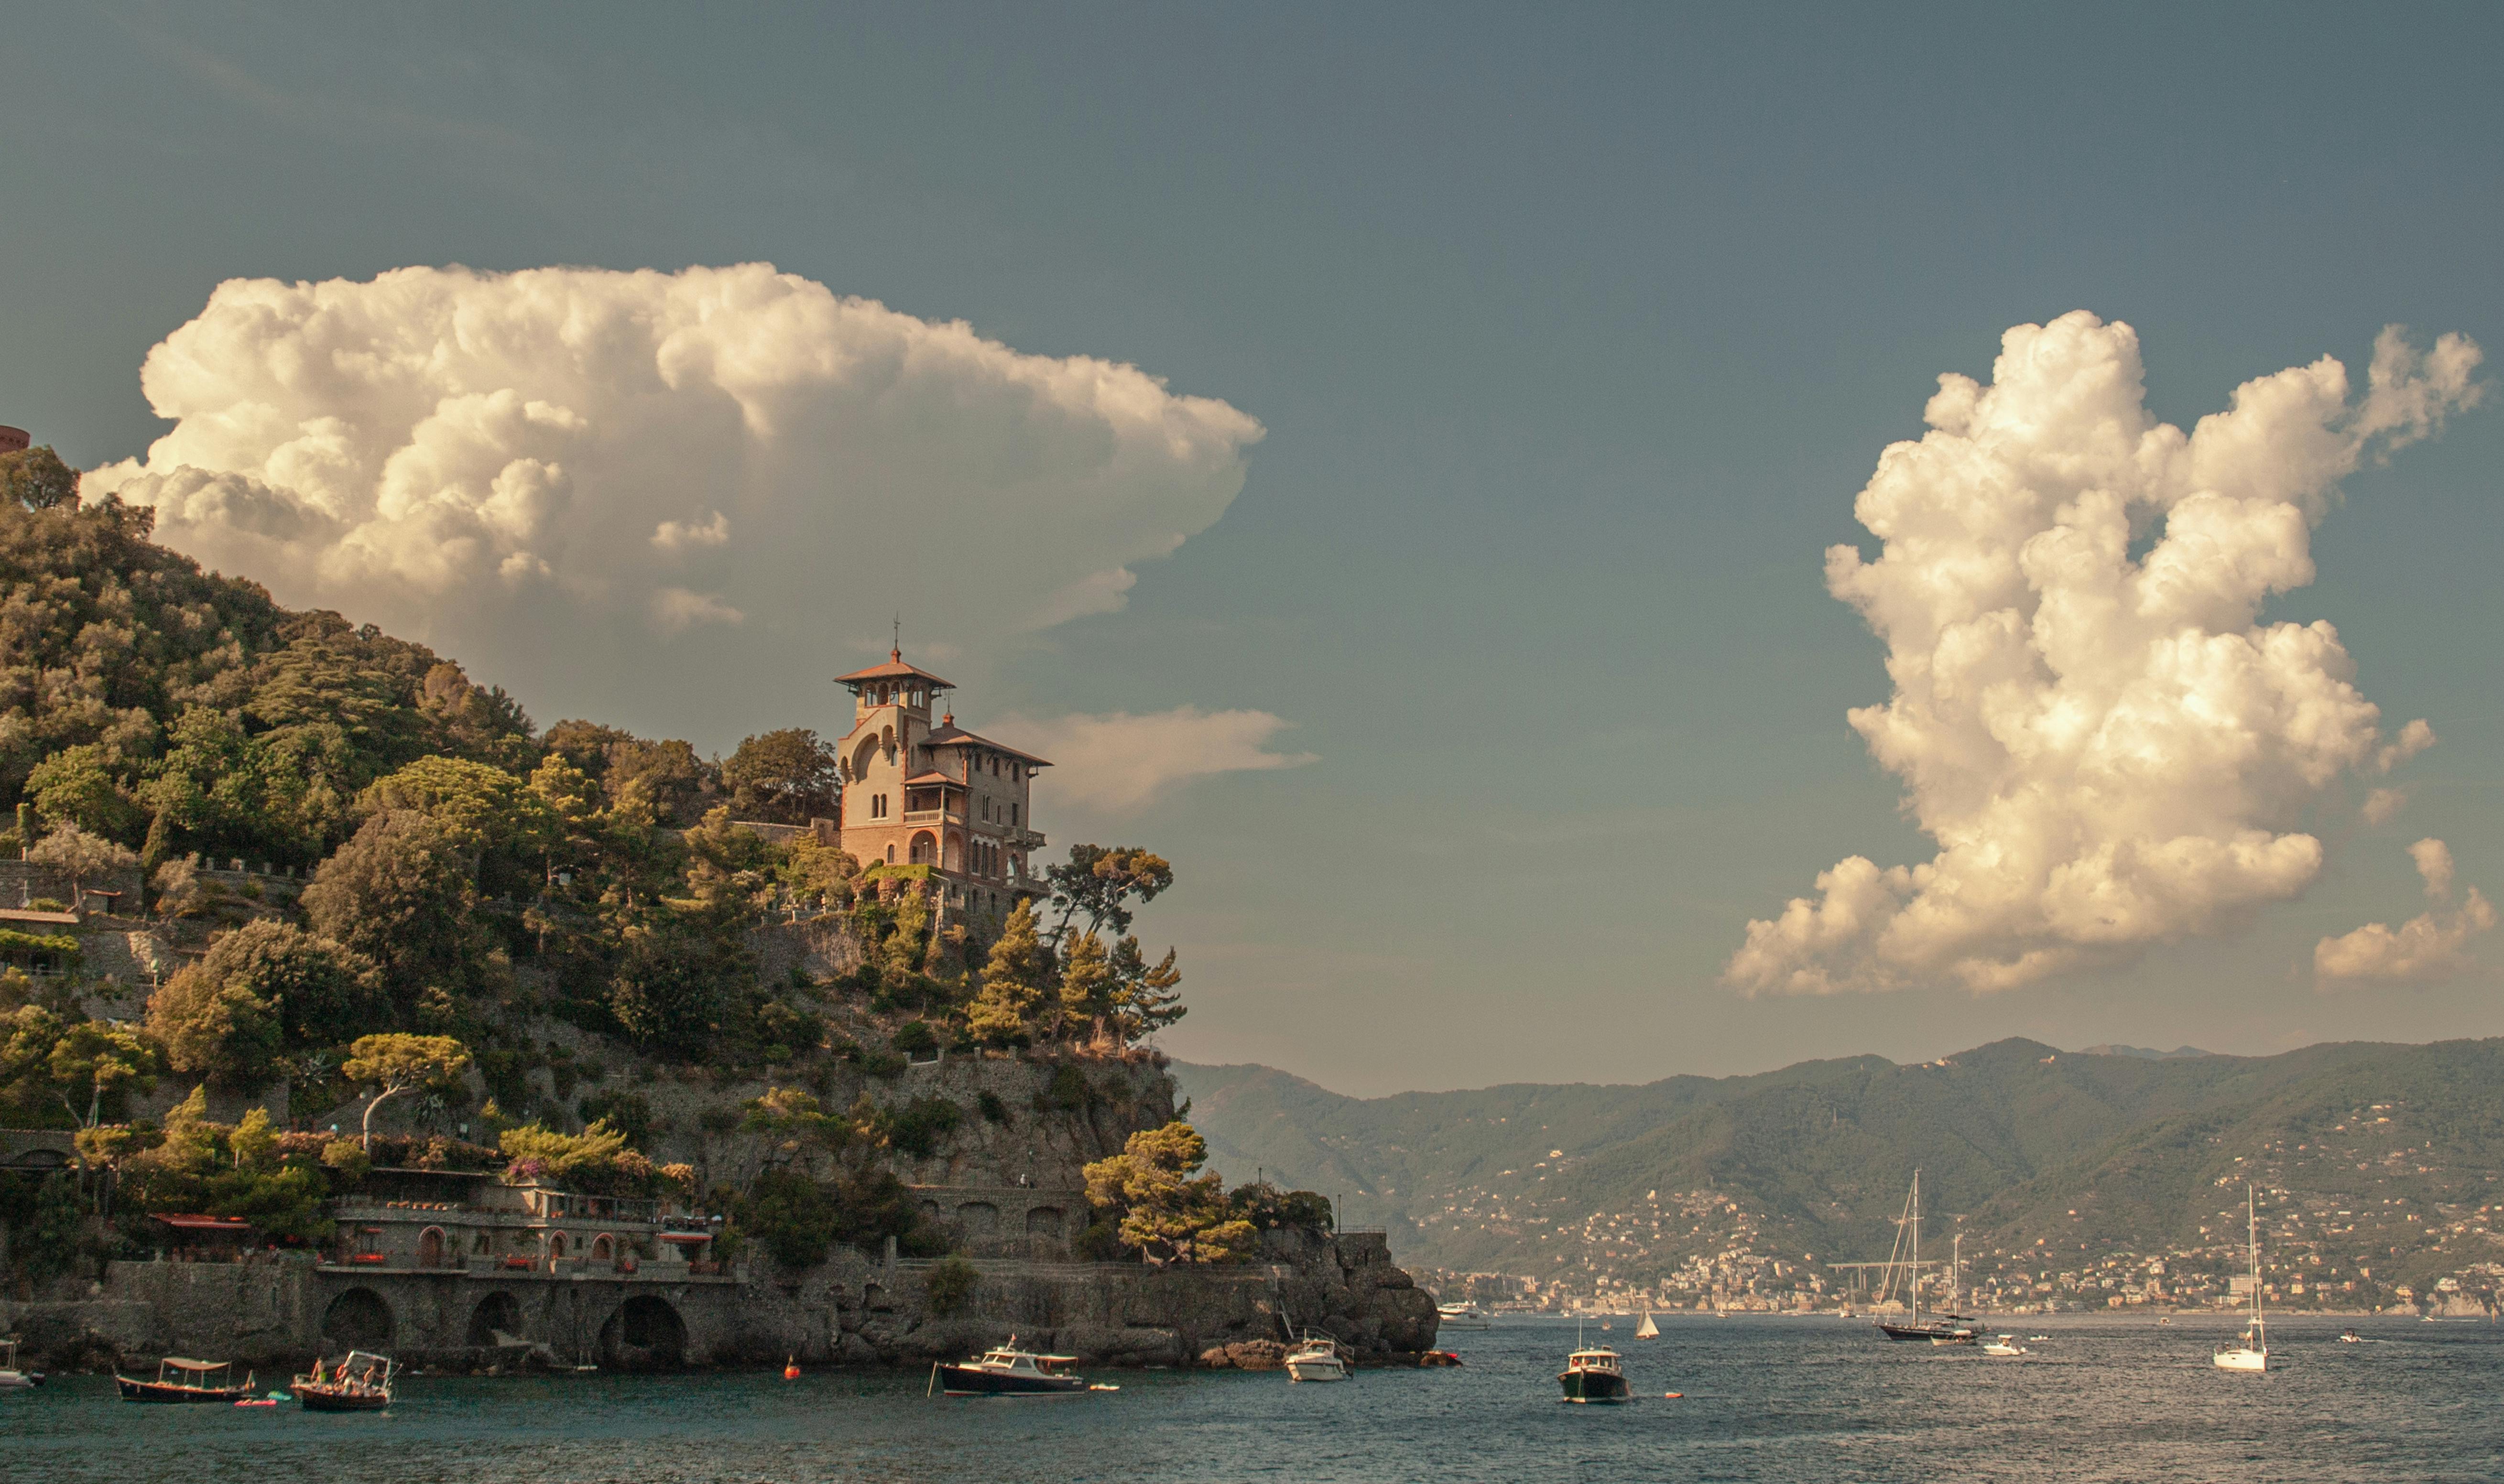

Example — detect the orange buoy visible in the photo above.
[784,1356,801,1380]
[1664,1391,1683,1399]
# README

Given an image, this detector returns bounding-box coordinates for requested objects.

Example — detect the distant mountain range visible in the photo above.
[1173,1038,2504,1298]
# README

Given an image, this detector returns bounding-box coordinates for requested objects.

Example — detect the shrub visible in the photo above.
[321,1138,371,1180]
[924,1255,979,1316]
[975,1090,1010,1126]
[885,1096,965,1159]
[739,1168,839,1269]
[892,1020,938,1058]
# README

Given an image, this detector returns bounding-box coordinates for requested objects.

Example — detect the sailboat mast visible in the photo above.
[2248,1185,2264,1342]
[1910,1169,1922,1324]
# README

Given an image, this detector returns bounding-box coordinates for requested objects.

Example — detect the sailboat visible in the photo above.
[2213,1185,2269,1373]
[1634,1310,1660,1340]
[1873,1171,1978,1343]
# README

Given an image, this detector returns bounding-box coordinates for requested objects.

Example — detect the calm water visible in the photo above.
[11,1315,2503,1483]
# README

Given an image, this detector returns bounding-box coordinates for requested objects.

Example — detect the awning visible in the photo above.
[655,1232,714,1244]
[151,1214,252,1232]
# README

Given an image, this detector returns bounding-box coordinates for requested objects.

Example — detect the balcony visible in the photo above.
[901,809,947,825]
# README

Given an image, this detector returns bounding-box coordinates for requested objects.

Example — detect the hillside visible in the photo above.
[1176,1038,2504,1313]
[0,468,1252,1300]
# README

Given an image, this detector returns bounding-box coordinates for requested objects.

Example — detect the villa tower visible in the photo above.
[832,650,1050,921]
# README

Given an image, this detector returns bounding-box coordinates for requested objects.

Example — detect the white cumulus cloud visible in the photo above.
[2315,839,2496,983]
[1728,312,2481,996]
[87,263,1264,741]
[986,706,1318,812]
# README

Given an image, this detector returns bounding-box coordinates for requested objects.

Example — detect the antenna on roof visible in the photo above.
[892,613,901,662]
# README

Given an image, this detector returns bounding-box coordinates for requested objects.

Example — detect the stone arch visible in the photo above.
[591,1233,614,1261]
[1026,1207,1064,1240]
[417,1226,448,1268]
[599,1294,688,1370]
[957,1202,1000,1237]
[465,1290,522,1348]
[546,1230,569,1258]
[851,737,879,786]
[909,830,937,866]
[322,1287,395,1352]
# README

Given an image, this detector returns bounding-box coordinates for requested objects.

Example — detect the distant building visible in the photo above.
[832,649,1050,922]
[0,426,27,454]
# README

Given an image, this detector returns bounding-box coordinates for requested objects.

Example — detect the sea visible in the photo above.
[10,1313,2502,1483]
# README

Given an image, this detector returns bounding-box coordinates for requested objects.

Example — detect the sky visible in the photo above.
[4,3,2502,1094]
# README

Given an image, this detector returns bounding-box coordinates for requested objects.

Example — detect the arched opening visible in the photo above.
[957,1202,1000,1237]
[598,1295,688,1370]
[546,1230,569,1258]
[908,831,936,866]
[465,1290,522,1348]
[417,1226,447,1268]
[1026,1207,1063,1239]
[322,1288,395,1352]
[591,1233,614,1261]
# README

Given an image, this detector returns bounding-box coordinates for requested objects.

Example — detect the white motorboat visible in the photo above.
[932,1339,1090,1397]
[1285,1332,1351,1383]
[1981,1335,2027,1356]
[1435,1302,1493,1331]
[0,1339,44,1389]
[2212,1185,2269,1374]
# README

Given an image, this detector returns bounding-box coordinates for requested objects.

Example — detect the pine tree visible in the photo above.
[966,899,1052,1046]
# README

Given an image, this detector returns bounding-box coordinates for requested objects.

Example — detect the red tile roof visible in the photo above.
[833,650,956,688]
[919,724,1053,768]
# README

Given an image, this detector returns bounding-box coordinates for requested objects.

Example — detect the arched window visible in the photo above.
[591,1234,614,1260]
[547,1231,569,1258]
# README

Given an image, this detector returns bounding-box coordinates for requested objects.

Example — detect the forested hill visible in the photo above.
[1175,1038,2504,1298]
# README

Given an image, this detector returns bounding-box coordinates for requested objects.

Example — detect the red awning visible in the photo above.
[655,1232,714,1244]
[151,1213,252,1231]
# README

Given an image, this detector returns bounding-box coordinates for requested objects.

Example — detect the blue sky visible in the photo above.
[5,3,2500,1092]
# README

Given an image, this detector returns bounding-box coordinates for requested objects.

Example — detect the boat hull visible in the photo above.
[296,1385,393,1411]
[1557,1368,1631,1404]
[936,1363,1087,1397]
[1877,1322,1975,1343]
[116,1376,254,1403]
[1286,1357,1350,1382]
[2212,1348,2268,1372]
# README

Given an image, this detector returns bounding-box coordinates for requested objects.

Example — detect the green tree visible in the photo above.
[0,1008,163,1127]
[145,963,283,1093]
[1045,845,1174,946]
[363,755,557,887]
[1109,936,1187,1041]
[966,899,1052,1047]
[724,728,838,824]
[737,1167,840,1268]
[924,1254,979,1315]
[26,748,145,844]
[1056,931,1114,1045]
[0,444,79,509]
[340,1032,470,1151]
[302,810,490,1019]
[1082,1121,1256,1265]
[26,823,141,906]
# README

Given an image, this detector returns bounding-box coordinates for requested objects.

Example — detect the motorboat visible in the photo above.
[1285,1332,1352,1383]
[2212,1185,2270,1374]
[0,1338,44,1388]
[2340,1329,2362,1344]
[1558,1345,1631,1403]
[117,1356,256,1403]
[1435,1302,1494,1331]
[1981,1335,2028,1356]
[932,1339,1089,1397]
[292,1350,396,1411]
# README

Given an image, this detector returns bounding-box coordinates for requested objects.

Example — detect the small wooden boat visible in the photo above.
[1417,1349,1465,1367]
[292,1350,396,1411]
[931,1339,1089,1397]
[117,1356,255,1403]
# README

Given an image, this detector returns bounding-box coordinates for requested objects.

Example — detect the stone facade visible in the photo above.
[831,650,1048,924]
